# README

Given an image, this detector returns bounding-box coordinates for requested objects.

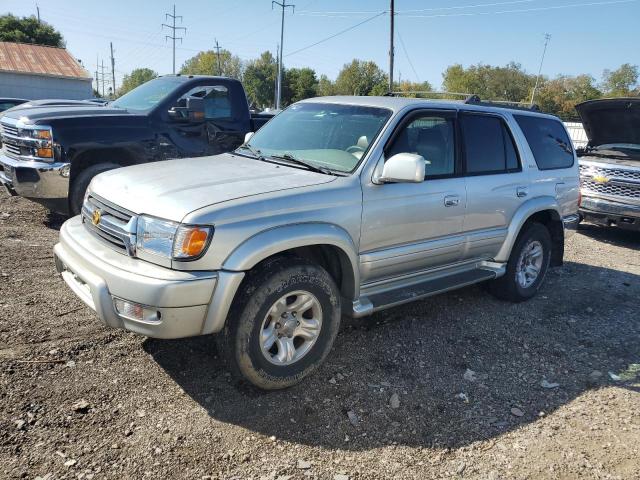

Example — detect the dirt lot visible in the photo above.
[1,190,639,480]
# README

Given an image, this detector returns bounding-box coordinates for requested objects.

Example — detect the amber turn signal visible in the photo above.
[36,147,53,158]
[178,227,210,258]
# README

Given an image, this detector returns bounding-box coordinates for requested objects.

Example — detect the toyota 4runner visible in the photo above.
[54,96,580,389]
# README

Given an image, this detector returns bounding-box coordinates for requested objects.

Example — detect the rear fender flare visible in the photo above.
[495,196,561,262]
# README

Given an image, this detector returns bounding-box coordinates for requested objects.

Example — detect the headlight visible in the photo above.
[21,126,54,160]
[136,215,212,261]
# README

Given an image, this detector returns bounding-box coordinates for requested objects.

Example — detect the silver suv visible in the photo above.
[54,97,580,389]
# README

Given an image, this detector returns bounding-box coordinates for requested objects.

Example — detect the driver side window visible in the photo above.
[177,85,232,120]
[387,114,456,177]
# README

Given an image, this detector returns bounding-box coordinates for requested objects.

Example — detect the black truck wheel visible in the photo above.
[69,163,120,216]
[218,257,341,390]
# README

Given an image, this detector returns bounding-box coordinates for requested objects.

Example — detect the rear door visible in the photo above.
[460,112,531,261]
[359,109,467,282]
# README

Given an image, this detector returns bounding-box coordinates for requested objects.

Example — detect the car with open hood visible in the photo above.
[575,98,640,230]
[53,96,579,389]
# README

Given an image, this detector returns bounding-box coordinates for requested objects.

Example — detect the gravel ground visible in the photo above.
[1,189,639,480]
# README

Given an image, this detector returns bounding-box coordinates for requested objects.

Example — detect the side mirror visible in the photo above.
[244,132,254,143]
[378,153,425,183]
[168,96,206,122]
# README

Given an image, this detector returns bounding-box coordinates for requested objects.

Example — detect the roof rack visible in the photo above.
[385,91,477,102]
[385,90,541,111]
[464,97,541,112]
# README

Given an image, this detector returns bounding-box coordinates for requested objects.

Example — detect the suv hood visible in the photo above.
[575,98,640,147]
[89,153,336,221]
[1,104,134,124]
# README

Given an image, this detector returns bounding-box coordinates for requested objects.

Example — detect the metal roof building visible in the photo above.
[0,42,92,100]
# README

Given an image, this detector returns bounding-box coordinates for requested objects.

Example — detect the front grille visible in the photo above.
[580,164,640,182]
[582,180,640,199]
[3,143,20,156]
[81,195,136,254]
[0,122,18,138]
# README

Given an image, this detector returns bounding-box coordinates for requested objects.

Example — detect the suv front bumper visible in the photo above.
[54,216,244,339]
[580,195,640,231]
[0,152,70,212]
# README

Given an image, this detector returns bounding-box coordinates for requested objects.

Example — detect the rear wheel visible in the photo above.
[488,222,551,302]
[218,257,341,390]
[69,163,120,216]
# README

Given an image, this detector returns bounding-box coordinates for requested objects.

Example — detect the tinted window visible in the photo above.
[514,115,574,170]
[387,115,456,176]
[461,114,520,174]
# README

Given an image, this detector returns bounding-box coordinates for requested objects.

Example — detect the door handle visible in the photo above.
[444,195,460,207]
[516,186,528,198]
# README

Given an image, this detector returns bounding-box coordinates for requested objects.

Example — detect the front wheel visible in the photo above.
[488,222,551,302]
[218,257,341,390]
[69,163,120,216]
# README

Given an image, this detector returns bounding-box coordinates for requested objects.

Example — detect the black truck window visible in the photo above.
[178,85,232,120]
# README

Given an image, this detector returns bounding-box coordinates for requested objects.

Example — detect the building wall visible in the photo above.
[0,72,93,100]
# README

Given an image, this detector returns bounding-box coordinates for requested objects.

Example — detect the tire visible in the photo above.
[69,163,120,216]
[488,222,552,302]
[218,257,341,390]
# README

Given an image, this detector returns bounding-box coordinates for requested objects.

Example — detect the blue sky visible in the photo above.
[2,0,639,91]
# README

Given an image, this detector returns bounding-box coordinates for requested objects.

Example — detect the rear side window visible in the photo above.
[514,115,574,170]
[460,114,521,174]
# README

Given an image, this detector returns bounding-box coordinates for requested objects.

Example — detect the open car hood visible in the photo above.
[575,98,640,147]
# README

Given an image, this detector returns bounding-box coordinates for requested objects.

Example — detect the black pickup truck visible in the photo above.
[0,75,272,215]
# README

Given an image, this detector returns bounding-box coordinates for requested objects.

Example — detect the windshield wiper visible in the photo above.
[269,152,341,176]
[236,144,266,161]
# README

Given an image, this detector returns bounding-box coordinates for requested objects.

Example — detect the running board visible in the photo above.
[351,268,498,317]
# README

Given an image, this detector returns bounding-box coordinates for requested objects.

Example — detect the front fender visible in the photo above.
[494,196,561,262]
[223,222,361,296]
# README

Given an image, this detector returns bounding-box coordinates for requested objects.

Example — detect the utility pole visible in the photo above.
[274,44,279,108]
[100,59,107,97]
[214,38,222,75]
[95,56,99,95]
[530,33,551,105]
[389,0,395,92]
[110,42,116,97]
[272,0,295,110]
[162,5,186,75]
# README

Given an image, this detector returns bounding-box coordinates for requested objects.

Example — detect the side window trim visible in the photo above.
[459,111,523,177]
[383,108,461,179]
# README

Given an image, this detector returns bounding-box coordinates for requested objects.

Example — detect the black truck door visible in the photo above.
[167,83,246,158]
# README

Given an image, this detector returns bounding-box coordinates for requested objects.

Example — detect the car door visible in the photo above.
[166,83,245,158]
[459,111,531,261]
[359,109,467,283]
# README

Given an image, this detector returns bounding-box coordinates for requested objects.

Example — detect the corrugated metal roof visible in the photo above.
[0,42,91,80]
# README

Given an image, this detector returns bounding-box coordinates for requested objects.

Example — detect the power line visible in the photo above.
[162,4,186,74]
[272,0,295,110]
[284,11,386,58]
[398,0,638,18]
[398,0,536,13]
[530,33,551,105]
[397,29,420,83]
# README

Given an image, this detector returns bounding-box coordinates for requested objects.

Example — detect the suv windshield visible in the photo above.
[243,102,392,173]
[112,77,185,112]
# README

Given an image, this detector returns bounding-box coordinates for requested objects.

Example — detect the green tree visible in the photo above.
[283,67,318,104]
[243,51,278,108]
[317,74,336,97]
[395,80,433,97]
[442,62,535,102]
[118,68,158,96]
[602,63,639,97]
[180,49,243,79]
[0,14,64,47]
[334,59,388,96]
[535,74,602,119]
